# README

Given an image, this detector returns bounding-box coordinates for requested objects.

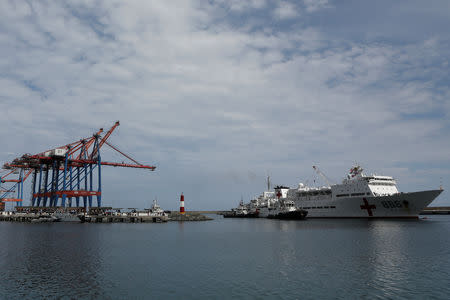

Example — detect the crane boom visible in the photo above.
[312,166,333,187]
[90,121,120,159]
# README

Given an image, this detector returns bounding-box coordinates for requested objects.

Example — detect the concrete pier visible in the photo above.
[0,212,169,223]
[0,212,58,222]
[0,210,214,223]
[79,214,168,223]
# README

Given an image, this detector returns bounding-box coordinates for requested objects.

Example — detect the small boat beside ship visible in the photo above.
[267,199,307,220]
[225,192,307,220]
[223,198,259,218]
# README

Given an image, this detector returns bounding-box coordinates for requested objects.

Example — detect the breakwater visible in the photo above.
[79,211,212,223]
[168,211,213,221]
[79,214,168,223]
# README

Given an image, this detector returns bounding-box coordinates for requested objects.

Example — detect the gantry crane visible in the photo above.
[0,121,155,209]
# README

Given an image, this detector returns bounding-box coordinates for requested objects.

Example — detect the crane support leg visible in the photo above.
[37,165,43,206]
[17,169,23,207]
[68,166,73,207]
[43,168,49,207]
[54,163,60,207]
[31,169,37,206]
[83,164,88,208]
[61,152,68,207]
[97,153,102,207]
[76,167,80,207]
[49,162,56,206]
[89,164,93,207]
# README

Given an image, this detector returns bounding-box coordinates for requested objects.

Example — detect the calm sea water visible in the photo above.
[1,215,450,299]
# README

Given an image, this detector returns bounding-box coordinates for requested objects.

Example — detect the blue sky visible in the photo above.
[1,0,449,209]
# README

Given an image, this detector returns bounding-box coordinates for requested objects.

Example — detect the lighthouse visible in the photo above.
[180,193,185,214]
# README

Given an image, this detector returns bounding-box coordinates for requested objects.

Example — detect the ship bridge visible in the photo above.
[333,174,398,198]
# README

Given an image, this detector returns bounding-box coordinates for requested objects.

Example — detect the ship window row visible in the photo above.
[369,182,395,186]
[297,190,332,197]
[301,206,336,209]
[336,192,371,197]
[365,177,393,181]
[298,197,334,201]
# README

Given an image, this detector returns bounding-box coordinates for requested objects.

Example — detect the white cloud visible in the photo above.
[274,1,300,20]
[303,0,331,13]
[214,0,266,12]
[229,0,266,11]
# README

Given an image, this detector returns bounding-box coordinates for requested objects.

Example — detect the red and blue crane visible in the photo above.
[0,121,155,209]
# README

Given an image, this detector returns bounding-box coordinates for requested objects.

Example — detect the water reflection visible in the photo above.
[0,216,449,299]
[0,223,105,299]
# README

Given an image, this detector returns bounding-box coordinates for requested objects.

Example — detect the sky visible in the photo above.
[0,0,449,210]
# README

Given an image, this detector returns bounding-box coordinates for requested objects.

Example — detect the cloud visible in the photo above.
[303,0,331,12]
[228,0,266,12]
[273,1,299,20]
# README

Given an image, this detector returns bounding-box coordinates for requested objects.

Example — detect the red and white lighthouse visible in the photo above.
[180,193,185,214]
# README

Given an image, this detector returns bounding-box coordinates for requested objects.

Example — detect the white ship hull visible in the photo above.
[295,190,442,218]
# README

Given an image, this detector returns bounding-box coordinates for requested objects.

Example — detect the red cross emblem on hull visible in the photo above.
[360,198,376,216]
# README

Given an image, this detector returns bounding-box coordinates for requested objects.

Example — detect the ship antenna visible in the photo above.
[267,175,271,191]
[440,177,443,190]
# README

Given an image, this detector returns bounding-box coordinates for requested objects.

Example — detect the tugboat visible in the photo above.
[149,198,168,222]
[267,199,308,220]
[223,198,259,218]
